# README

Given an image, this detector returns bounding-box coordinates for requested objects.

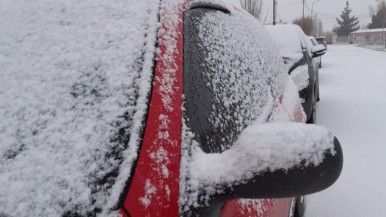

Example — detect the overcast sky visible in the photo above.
[261,0,378,31]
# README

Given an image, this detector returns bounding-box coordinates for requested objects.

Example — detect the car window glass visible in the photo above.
[184,8,286,153]
[310,38,318,46]
[300,32,313,57]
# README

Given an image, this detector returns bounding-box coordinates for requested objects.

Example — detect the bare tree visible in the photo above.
[240,0,264,20]
[368,1,386,29]
[293,16,315,35]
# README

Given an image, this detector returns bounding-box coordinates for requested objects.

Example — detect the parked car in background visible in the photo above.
[316,36,328,49]
[0,1,342,217]
[265,25,326,123]
[309,36,327,68]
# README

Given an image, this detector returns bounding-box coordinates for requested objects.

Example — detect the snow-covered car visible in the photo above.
[309,36,327,68]
[0,0,343,217]
[265,24,326,123]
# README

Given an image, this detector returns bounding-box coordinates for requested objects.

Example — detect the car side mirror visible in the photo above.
[183,122,343,216]
[311,45,327,58]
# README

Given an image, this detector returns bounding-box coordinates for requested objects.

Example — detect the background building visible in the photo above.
[350,28,386,45]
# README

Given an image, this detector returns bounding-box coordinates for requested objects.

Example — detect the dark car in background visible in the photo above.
[266,25,326,123]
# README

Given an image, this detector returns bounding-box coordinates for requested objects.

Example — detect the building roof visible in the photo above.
[351,28,385,35]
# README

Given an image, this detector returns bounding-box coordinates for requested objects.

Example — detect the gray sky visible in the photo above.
[262,0,378,31]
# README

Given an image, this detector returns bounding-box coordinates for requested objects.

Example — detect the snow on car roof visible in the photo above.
[0,0,160,216]
[265,24,304,55]
[265,24,314,73]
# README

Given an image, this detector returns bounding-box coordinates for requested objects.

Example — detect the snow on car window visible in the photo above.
[290,65,310,91]
[181,4,287,212]
[0,0,159,216]
[310,36,318,46]
[184,7,286,153]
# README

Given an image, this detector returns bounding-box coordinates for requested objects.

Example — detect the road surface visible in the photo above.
[305,45,386,217]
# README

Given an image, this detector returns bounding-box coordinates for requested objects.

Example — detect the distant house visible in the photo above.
[350,28,386,45]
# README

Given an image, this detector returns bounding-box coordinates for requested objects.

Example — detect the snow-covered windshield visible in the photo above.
[0,0,159,216]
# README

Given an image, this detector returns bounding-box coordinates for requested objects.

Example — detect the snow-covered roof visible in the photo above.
[0,0,160,216]
[351,28,386,34]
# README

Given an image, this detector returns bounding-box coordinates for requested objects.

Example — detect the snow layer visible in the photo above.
[305,45,386,216]
[132,0,185,211]
[265,24,313,74]
[185,5,286,151]
[181,122,335,212]
[265,25,304,54]
[290,65,310,92]
[191,122,335,185]
[0,0,160,216]
[271,77,306,122]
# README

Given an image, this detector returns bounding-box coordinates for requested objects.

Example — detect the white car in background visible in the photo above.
[266,25,326,123]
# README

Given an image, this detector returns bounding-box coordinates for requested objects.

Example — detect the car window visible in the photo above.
[183,8,286,153]
[310,37,318,46]
[300,32,313,56]
[316,37,326,44]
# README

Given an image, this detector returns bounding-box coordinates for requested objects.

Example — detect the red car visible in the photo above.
[0,0,342,217]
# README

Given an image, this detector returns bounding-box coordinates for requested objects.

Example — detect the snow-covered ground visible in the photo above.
[358,44,386,52]
[305,45,386,216]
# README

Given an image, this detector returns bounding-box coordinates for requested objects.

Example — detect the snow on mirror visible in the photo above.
[184,122,343,215]
[311,45,327,58]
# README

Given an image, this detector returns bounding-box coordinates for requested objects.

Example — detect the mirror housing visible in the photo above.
[312,45,327,58]
[184,123,343,216]
[231,137,342,198]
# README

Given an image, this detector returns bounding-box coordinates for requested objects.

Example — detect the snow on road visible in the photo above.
[305,45,386,216]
